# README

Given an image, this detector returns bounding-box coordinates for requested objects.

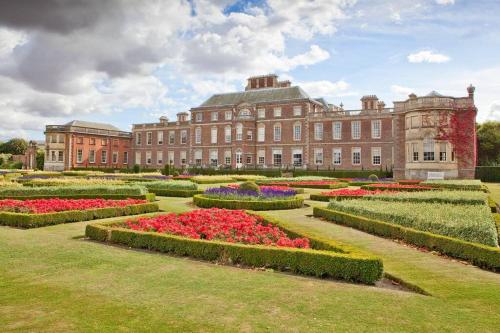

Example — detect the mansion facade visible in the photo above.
[43,74,477,179]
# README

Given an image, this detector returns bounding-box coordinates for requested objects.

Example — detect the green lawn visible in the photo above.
[487,182,500,205]
[1,185,499,332]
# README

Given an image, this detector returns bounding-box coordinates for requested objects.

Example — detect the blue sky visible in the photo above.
[0,0,499,140]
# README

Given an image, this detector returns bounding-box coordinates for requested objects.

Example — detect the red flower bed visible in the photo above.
[0,198,146,214]
[398,180,422,184]
[367,183,432,190]
[319,188,388,197]
[125,208,310,249]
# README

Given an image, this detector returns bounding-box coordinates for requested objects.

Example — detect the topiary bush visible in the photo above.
[368,174,379,181]
[239,181,260,192]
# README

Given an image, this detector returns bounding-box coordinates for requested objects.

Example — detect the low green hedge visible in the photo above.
[361,185,433,192]
[0,203,159,229]
[193,194,303,210]
[361,191,489,206]
[309,194,360,202]
[0,185,147,197]
[293,169,392,178]
[85,215,383,284]
[313,207,500,271]
[288,183,348,190]
[150,189,204,197]
[348,181,395,186]
[421,179,483,191]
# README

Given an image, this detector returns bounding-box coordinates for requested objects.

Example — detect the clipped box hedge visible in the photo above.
[361,190,489,206]
[361,184,433,192]
[421,179,483,191]
[309,194,360,202]
[150,189,204,197]
[85,214,383,284]
[0,202,159,229]
[193,194,303,210]
[313,206,500,271]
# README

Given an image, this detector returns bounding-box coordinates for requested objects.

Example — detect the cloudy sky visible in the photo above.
[1,0,499,140]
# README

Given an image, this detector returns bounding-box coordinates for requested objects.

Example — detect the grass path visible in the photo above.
[0,186,499,332]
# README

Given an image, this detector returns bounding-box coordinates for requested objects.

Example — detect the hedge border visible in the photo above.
[85,214,383,284]
[193,194,304,210]
[309,194,363,202]
[219,185,305,195]
[255,181,348,190]
[148,189,204,197]
[313,206,500,271]
[0,202,159,229]
[0,193,156,202]
[361,185,434,192]
[191,178,235,184]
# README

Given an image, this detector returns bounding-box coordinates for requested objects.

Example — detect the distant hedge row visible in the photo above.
[86,214,383,284]
[313,207,500,271]
[476,166,500,182]
[0,203,159,229]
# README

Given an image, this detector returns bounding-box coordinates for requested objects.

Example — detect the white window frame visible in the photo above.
[225,111,232,120]
[168,151,174,165]
[293,105,302,116]
[180,130,187,144]
[273,107,281,118]
[371,120,381,139]
[89,150,95,164]
[333,148,342,165]
[246,130,253,141]
[157,131,164,145]
[352,147,361,165]
[293,122,301,141]
[112,151,118,164]
[123,151,128,164]
[257,125,265,142]
[371,147,381,166]
[314,148,323,165]
[76,149,83,163]
[195,127,201,144]
[258,150,265,165]
[168,131,175,145]
[146,132,152,145]
[101,150,107,164]
[134,151,141,165]
[157,151,163,165]
[195,113,203,122]
[236,123,243,141]
[351,121,361,139]
[273,123,281,142]
[180,151,187,165]
[225,126,232,143]
[211,112,218,121]
[333,121,342,140]
[145,151,152,165]
[257,108,265,119]
[314,123,323,140]
[135,133,142,145]
[211,127,218,144]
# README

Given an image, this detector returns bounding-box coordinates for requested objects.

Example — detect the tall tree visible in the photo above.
[0,138,28,155]
[477,121,500,165]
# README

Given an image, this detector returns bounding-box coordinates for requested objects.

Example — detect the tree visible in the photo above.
[477,121,500,165]
[0,138,28,155]
[36,150,45,170]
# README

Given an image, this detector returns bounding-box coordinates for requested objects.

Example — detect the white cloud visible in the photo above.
[391,84,414,96]
[299,80,352,98]
[435,0,455,5]
[407,50,450,63]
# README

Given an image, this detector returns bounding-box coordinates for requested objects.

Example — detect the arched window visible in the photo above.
[423,136,435,161]
[236,123,243,140]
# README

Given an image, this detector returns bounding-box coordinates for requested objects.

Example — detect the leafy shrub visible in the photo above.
[86,214,383,284]
[368,174,379,181]
[139,180,201,197]
[314,206,500,271]
[476,166,500,182]
[239,181,261,192]
[327,199,498,247]
[133,164,141,173]
[193,194,303,210]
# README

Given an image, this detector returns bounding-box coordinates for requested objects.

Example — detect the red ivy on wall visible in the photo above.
[435,104,476,163]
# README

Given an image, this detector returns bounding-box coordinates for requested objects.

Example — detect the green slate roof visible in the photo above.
[198,86,311,107]
[64,120,123,132]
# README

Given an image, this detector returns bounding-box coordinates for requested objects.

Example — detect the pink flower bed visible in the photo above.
[125,208,310,249]
[267,181,341,186]
[0,198,146,214]
[319,188,389,197]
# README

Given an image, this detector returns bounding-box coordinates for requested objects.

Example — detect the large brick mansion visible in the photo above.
[43,74,477,179]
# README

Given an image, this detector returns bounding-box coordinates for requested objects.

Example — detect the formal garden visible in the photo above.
[0,169,499,331]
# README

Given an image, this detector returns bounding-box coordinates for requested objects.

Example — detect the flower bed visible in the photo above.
[0,185,155,201]
[421,179,483,191]
[204,187,297,200]
[0,198,146,214]
[398,180,422,185]
[126,209,310,248]
[361,183,434,192]
[0,200,159,229]
[326,199,498,246]
[314,206,500,271]
[172,175,194,180]
[310,188,388,202]
[225,184,304,194]
[22,178,127,187]
[361,190,489,205]
[86,210,383,284]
